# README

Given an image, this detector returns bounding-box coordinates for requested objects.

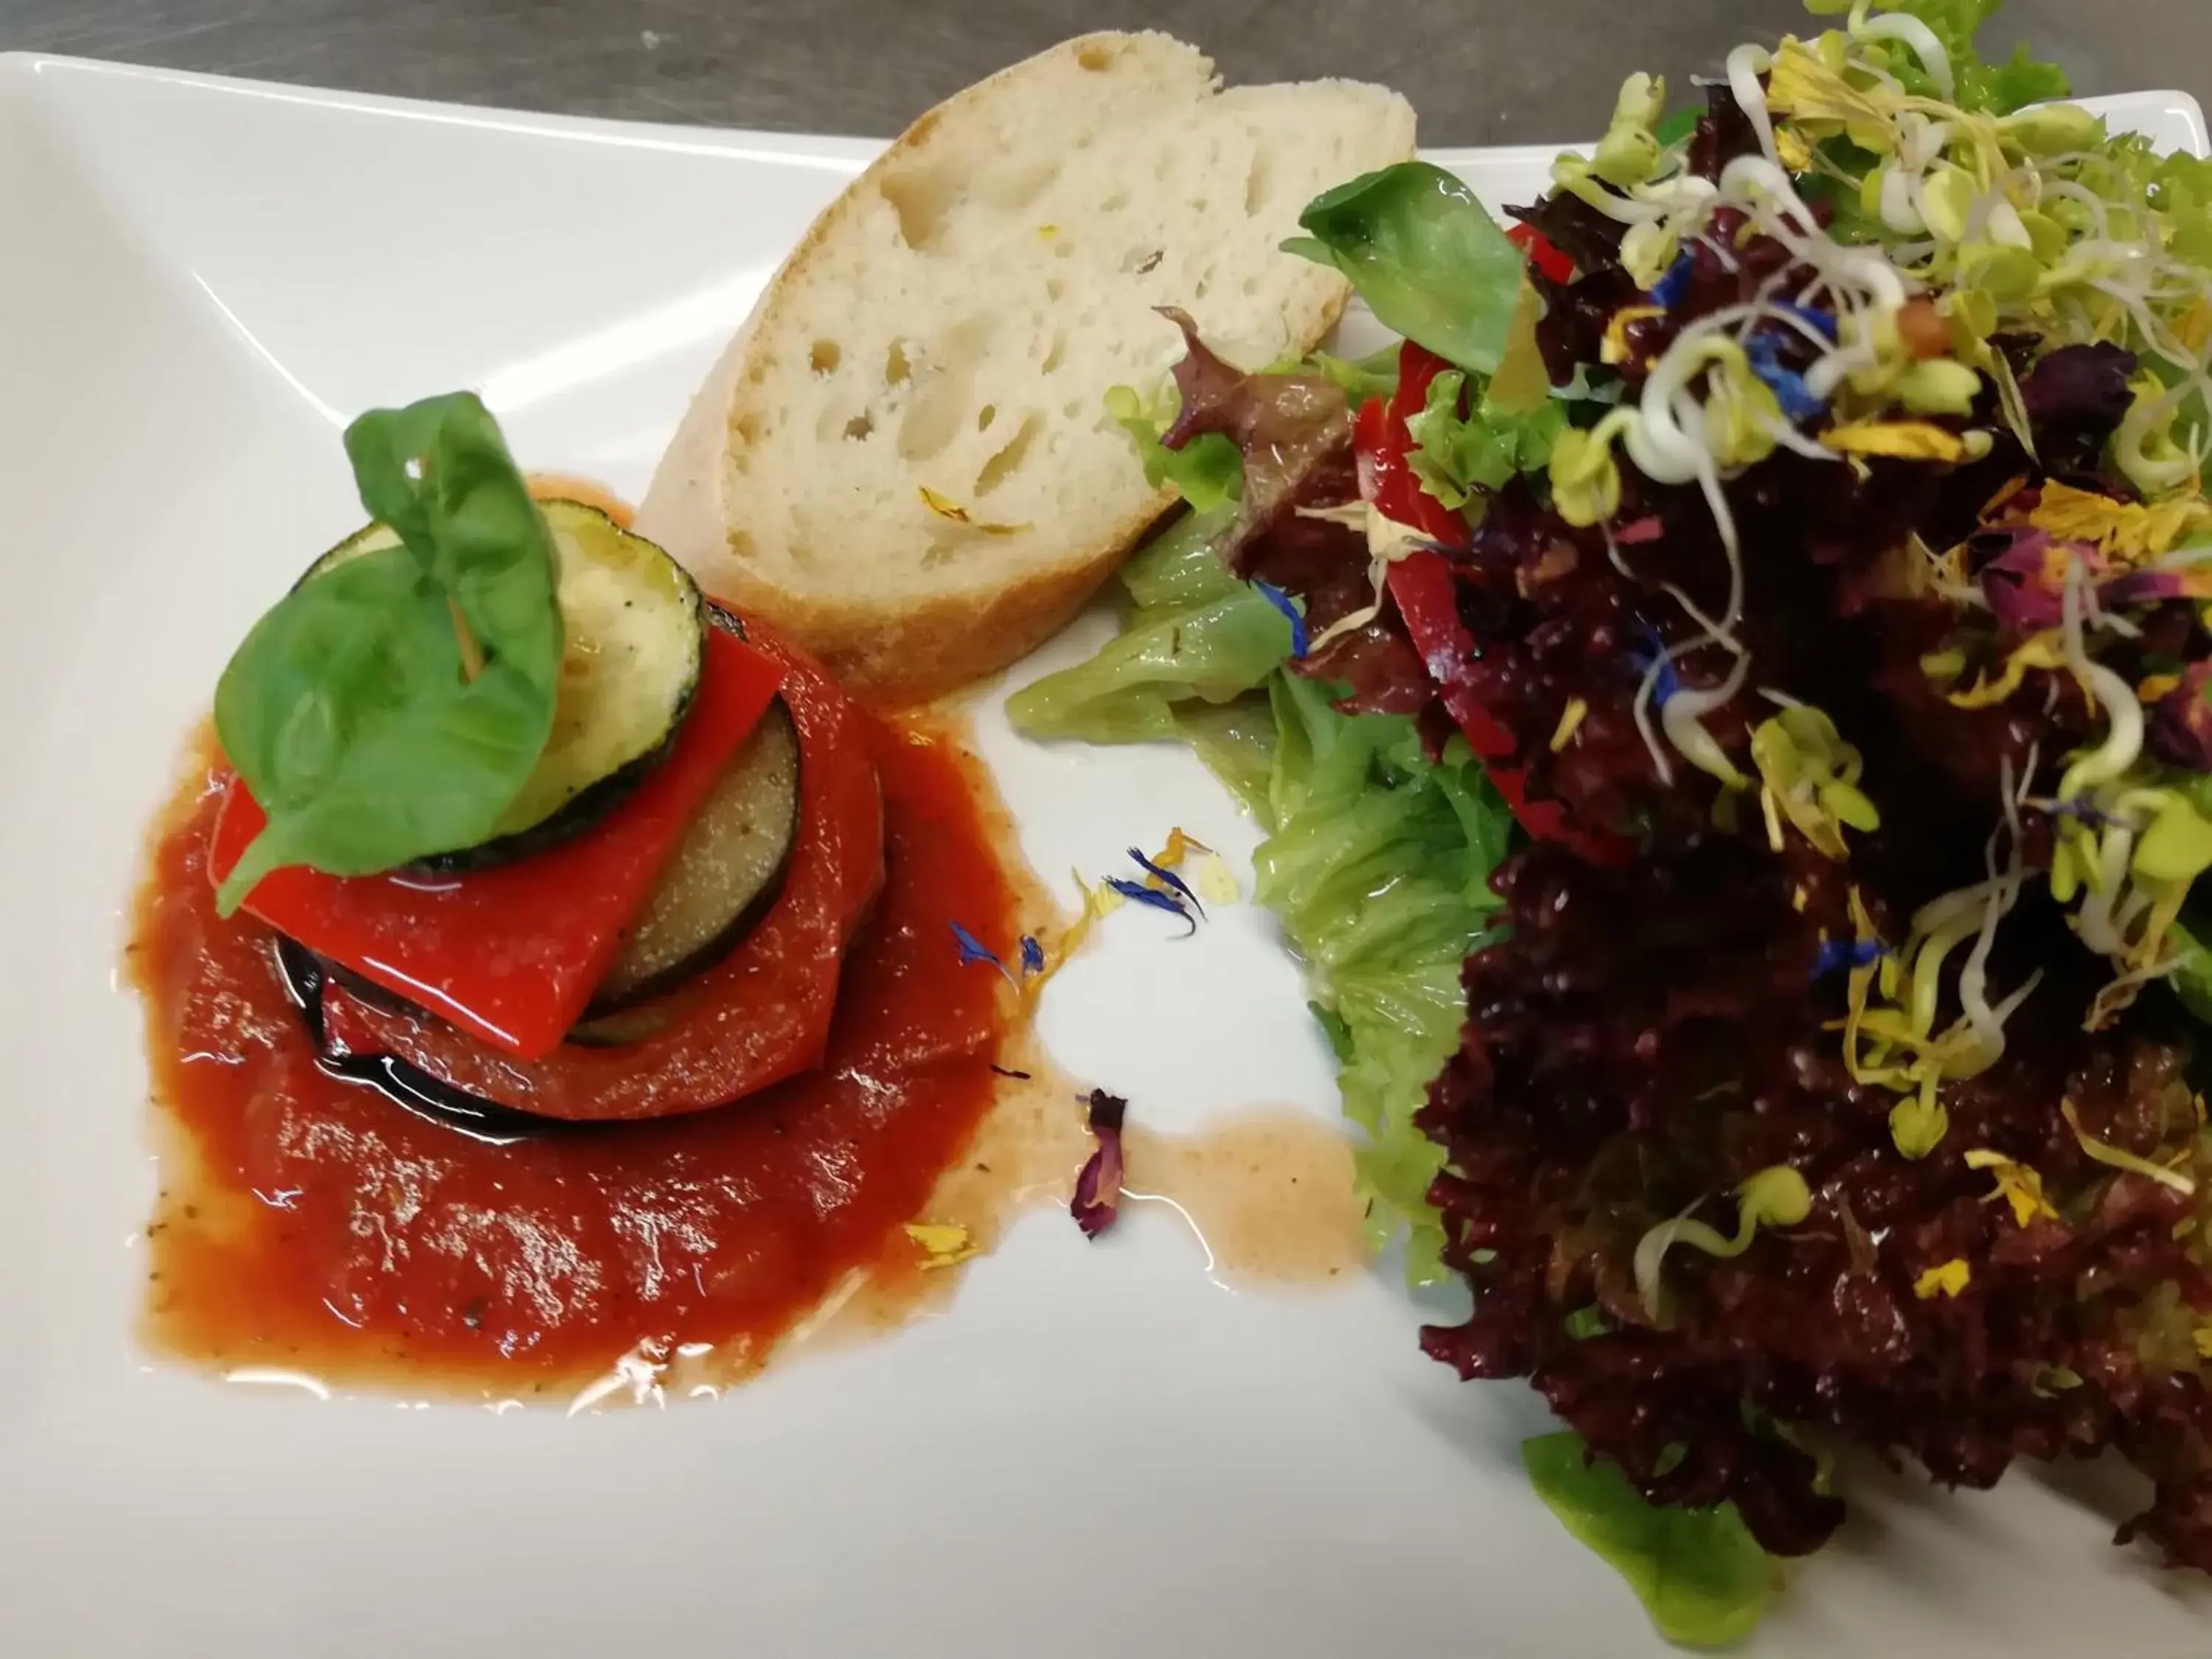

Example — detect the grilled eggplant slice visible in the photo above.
[304,499,705,869]
[572,696,802,1035]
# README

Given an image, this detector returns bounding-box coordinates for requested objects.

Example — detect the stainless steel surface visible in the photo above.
[4,0,2206,146]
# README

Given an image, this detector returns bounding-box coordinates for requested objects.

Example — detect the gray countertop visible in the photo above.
[6,0,2208,148]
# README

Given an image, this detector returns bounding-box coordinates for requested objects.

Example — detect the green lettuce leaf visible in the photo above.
[1001,585,1290,742]
[1405,369,1568,510]
[1002,509,1290,742]
[1804,0,2067,113]
[1256,674,1508,1281]
[1022,358,1526,1281]
[1284,161,1526,373]
[1286,347,1403,406]
[2146,148,2212,271]
[1103,346,1396,516]
[1523,1432,1778,1649]
[1011,524,1515,1284]
[1172,695,1278,820]
[1105,383,1243,512]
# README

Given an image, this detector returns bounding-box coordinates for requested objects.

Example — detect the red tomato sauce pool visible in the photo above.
[127,714,1020,1400]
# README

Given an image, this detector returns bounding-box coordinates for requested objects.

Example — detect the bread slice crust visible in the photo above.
[638,31,1416,703]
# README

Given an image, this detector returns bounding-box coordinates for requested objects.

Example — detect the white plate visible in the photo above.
[1,53,2208,1659]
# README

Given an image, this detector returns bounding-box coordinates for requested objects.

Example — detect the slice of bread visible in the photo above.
[636,32,1415,703]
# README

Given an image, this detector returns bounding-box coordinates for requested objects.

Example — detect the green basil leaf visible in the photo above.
[213,393,563,912]
[1523,1431,1778,1649]
[1286,161,1526,373]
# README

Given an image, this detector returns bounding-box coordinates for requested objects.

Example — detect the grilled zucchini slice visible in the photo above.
[573,695,802,1034]
[304,499,704,868]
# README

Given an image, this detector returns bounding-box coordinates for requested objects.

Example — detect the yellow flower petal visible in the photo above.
[2028,479,2212,561]
[1964,1149,2059,1227]
[904,1222,981,1270]
[1191,854,1240,908]
[1081,870,1126,917]
[919,485,1029,536]
[1022,869,1124,1004]
[1820,421,1969,463]
[1764,38,1891,128]
[1914,1259,1972,1299]
[1944,631,2069,710]
[1150,827,1210,869]
[1550,698,1590,754]
[1601,306,1665,366]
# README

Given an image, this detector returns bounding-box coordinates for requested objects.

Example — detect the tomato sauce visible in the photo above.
[128,714,1021,1399]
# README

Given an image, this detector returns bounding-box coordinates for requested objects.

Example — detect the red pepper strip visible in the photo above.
[1357,340,1629,863]
[1506,221,1576,284]
[211,625,786,1060]
[1388,550,1632,867]
[317,615,888,1121]
[1355,341,1475,549]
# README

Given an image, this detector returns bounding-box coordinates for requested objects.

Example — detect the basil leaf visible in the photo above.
[1523,1431,1778,1649]
[214,393,563,912]
[1286,161,1526,373]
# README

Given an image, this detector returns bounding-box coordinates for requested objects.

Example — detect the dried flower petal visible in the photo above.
[1913,1259,1972,1299]
[950,920,1017,986]
[917,486,1028,535]
[1128,846,1204,917]
[1103,875,1197,936]
[1252,580,1311,657]
[905,1222,981,1270]
[1071,1090,1130,1239]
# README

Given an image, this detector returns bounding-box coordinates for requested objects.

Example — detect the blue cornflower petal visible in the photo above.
[1746,333,1826,423]
[1630,623,1682,706]
[950,920,1017,985]
[1104,875,1199,937]
[1774,301,1840,343]
[1813,936,1887,978]
[1651,251,1697,310]
[1252,580,1310,658]
[1127,847,1203,917]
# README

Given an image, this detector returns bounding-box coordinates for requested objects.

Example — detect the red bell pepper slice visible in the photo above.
[210,625,787,1060]
[316,616,888,1122]
[1388,552,1630,866]
[1506,221,1577,284]
[1356,341,1475,550]
[1357,338,1630,866]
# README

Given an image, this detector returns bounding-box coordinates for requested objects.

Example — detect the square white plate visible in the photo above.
[2,53,2208,1658]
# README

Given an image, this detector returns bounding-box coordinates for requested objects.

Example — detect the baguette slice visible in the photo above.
[636,32,1415,703]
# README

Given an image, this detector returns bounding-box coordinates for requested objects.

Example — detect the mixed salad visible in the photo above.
[1015,1,2212,1641]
